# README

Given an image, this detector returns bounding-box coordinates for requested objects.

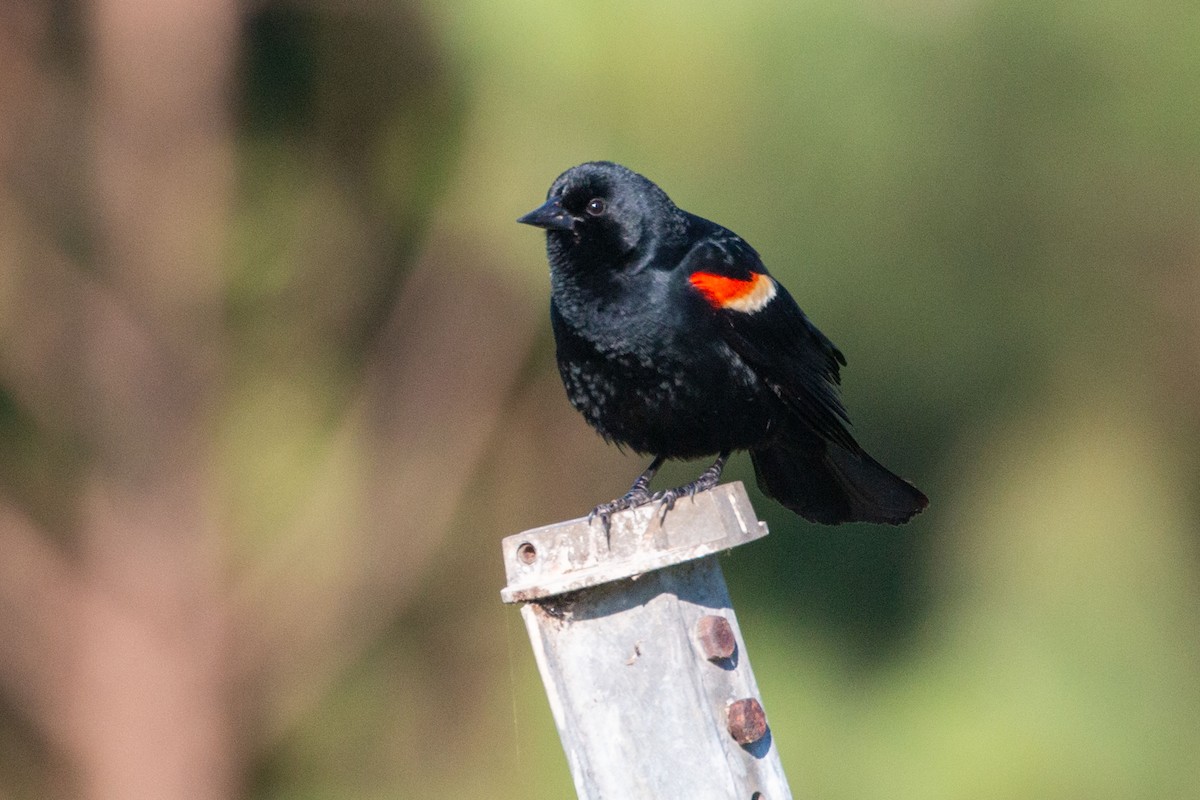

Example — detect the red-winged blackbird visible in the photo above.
[518,161,927,526]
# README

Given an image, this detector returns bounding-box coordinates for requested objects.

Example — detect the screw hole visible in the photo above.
[517,541,537,564]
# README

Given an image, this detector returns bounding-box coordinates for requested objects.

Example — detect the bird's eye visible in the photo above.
[585,198,606,216]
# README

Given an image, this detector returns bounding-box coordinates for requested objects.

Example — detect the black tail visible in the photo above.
[750,427,928,525]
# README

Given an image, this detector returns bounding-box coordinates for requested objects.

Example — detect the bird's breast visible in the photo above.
[552,315,776,458]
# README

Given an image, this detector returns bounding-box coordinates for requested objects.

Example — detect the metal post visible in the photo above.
[501,482,793,800]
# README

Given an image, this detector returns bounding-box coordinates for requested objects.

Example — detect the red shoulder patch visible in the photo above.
[688,271,777,313]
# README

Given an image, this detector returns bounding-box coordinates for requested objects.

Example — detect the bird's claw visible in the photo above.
[651,485,698,523]
[652,468,724,524]
[587,486,656,532]
[588,452,728,529]
[654,492,677,523]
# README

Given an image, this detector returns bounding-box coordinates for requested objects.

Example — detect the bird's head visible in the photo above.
[518,161,680,271]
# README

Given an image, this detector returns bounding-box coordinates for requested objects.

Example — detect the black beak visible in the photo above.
[517,198,575,232]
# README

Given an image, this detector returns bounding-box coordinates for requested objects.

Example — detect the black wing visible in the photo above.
[678,235,861,452]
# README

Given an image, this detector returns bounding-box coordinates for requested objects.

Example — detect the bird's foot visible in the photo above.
[651,451,730,523]
[587,486,656,531]
[587,455,666,534]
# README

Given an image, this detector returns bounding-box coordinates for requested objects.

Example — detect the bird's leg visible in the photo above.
[588,455,665,529]
[653,451,730,522]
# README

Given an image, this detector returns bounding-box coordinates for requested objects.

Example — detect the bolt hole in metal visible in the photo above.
[516,541,538,564]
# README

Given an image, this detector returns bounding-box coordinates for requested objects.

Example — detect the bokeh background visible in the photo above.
[2,1,1199,798]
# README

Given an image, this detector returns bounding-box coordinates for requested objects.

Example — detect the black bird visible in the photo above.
[518,161,927,526]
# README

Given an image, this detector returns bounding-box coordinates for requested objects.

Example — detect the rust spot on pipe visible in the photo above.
[727,698,767,745]
[695,615,736,661]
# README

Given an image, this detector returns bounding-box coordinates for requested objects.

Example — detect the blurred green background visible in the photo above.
[2,0,1199,798]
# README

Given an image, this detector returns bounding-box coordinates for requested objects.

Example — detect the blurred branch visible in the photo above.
[89,0,236,342]
[51,1,240,798]
[0,497,77,745]
[2,0,519,794]
[234,246,539,743]
[0,223,241,797]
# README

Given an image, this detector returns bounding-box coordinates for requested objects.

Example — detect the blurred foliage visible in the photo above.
[2,0,1199,798]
